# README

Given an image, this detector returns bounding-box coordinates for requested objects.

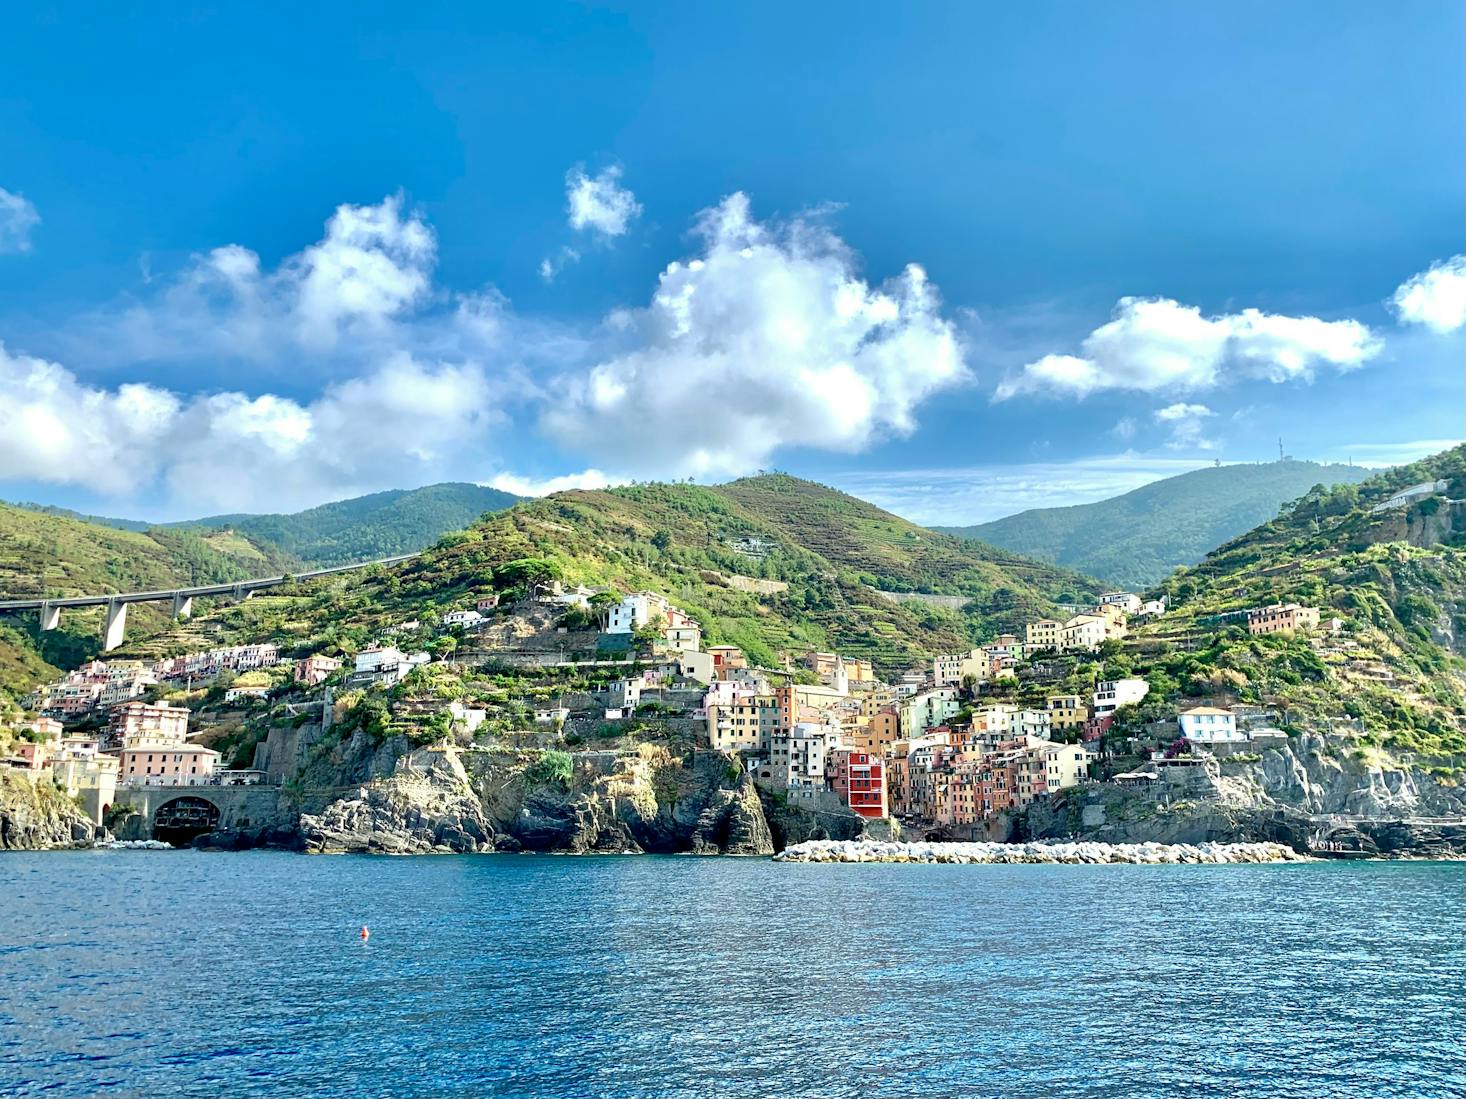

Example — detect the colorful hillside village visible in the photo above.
[3,578,1336,838]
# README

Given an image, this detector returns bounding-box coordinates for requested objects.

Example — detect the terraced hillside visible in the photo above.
[98,476,1100,680]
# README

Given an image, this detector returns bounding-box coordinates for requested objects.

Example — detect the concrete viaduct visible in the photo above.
[0,553,418,651]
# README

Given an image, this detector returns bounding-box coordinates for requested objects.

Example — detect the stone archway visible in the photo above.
[153,796,221,847]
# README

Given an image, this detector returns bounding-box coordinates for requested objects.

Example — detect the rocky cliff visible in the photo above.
[0,772,99,851]
[296,743,849,856]
[1022,734,1466,856]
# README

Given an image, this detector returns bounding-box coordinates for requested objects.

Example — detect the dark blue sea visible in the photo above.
[1,852,1462,1098]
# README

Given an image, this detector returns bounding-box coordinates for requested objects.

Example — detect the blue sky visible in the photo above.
[1,2,1461,524]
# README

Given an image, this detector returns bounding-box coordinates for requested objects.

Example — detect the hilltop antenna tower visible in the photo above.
[1278,438,1285,462]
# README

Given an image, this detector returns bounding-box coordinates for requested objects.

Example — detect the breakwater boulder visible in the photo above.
[773,838,1307,865]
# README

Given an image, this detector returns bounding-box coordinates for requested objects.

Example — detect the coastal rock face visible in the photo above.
[0,772,98,851]
[296,744,812,856]
[483,747,778,855]
[299,745,496,854]
[759,788,869,849]
[1023,734,1466,855]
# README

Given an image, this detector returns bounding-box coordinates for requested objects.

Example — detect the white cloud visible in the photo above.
[832,454,1218,526]
[96,193,440,365]
[566,166,641,238]
[1110,416,1137,441]
[544,192,969,479]
[1324,438,1464,468]
[1391,255,1466,334]
[0,342,498,513]
[487,469,620,497]
[0,188,40,253]
[538,246,581,284]
[995,296,1380,399]
[1154,401,1216,450]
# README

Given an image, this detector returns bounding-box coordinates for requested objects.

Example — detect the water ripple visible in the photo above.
[0,853,1461,1098]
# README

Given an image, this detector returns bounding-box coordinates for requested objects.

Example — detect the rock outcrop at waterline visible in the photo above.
[0,771,99,850]
[1018,734,1466,856]
[775,838,1307,864]
[298,743,832,855]
[299,746,496,854]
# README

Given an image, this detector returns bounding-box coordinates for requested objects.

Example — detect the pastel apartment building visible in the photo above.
[706,689,782,751]
[1046,694,1089,733]
[661,608,703,652]
[1178,706,1246,744]
[108,701,190,749]
[116,743,220,786]
[1026,619,1062,650]
[707,645,747,678]
[1060,614,1109,652]
[829,749,888,818]
[1247,603,1321,636]
[351,646,430,687]
[769,722,843,801]
[1093,678,1150,717]
[607,591,674,633]
[294,654,342,686]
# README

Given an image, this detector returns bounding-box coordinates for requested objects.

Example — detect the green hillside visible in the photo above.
[0,503,295,698]
[116,475,1100,679]
[180,482,521,568]
[937,460,1373,588]
[1109,446,1466,767]
[6,502,151,532]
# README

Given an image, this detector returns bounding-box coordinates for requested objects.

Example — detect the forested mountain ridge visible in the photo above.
[177,482,522,568]
[95,475,1101,681]
[10,482,522,570]
[1110,445,1466,768]
[937,460,1373,587]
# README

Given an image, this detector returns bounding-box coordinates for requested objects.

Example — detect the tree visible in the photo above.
[633,616,666,650]
[651,529,673,552]
[494,557,562,591]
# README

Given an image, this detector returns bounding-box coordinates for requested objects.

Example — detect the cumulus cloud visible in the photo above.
[0,342,498,512]
[487,469,620,497]
[543,192,968,479]
[995,296,1380,399]
[566,166,641,238]
[0,187,40,253]
[1154,402,1216,450]
[94,193,440,365]
[1391,255,1466,334]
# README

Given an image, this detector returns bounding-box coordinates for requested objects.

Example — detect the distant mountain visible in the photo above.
[1133,444,1466,764]
[10,502,152,532]
[181,483,521,568]
[935,460,1374,588]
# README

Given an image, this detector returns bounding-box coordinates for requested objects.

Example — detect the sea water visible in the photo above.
[1,851,1461,1098]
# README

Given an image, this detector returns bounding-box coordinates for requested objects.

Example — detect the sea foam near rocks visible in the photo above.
[773,839,1307,865]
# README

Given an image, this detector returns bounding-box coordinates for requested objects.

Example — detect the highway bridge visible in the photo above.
[0,553,419,650]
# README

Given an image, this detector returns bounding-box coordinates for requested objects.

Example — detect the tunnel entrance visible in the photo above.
[153,796,221,847]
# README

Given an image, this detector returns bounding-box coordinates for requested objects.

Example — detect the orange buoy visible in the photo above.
[360,925,370,941]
